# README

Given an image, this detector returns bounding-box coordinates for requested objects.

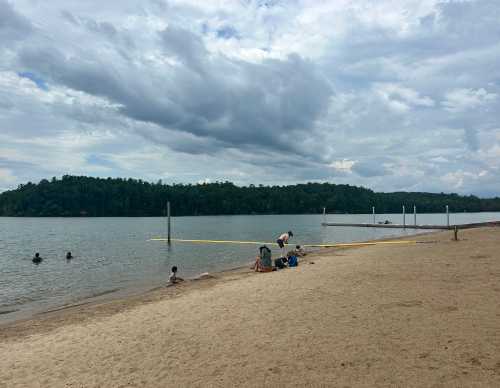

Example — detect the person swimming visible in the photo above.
[32,252,43,264]
[66,251,73,260]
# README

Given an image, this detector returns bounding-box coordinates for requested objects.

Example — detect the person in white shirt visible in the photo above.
[276,230,293,258]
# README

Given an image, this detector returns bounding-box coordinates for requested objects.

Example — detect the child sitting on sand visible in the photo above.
[293,245,306,257]
[169,266,184,284]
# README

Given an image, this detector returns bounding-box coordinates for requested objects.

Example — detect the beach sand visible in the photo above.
[1,227,500,387]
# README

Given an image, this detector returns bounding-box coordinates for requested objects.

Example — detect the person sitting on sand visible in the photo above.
[251,246,273,272]
[169,266,184,284]
[293,245,306,257]
[276,231,293,258]
[32,252,43,264]
[66,251,73,260]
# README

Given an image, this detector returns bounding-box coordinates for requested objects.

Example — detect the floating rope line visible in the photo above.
[149,238,421,248]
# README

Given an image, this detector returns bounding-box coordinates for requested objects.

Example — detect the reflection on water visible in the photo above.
[0,212,499,321]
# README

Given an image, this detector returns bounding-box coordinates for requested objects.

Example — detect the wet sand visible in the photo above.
[1,227,500,387]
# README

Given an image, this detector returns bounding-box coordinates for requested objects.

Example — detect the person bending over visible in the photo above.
[276,230,293,258]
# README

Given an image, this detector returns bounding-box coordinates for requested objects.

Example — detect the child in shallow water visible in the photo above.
[169,266,184,284]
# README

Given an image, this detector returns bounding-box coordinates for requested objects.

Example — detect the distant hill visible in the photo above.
[0,175,499,216]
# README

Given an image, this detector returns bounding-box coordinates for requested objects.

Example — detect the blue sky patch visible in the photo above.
[216,26,239,40]
[18,72,48,90]
[86,154,116,169]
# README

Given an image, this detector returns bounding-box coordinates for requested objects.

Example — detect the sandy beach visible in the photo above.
[1,227,500,387]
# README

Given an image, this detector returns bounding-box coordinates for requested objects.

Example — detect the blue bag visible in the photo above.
[288,255,298,267]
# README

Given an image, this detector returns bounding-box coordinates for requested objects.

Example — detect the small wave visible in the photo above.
[0,296,37,308]
[87,288,120,298]
[0,309,18,315]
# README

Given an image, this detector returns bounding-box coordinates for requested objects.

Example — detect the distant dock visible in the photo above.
[321,220,500,230]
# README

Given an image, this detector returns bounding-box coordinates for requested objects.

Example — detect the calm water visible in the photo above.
[1,212,499,322]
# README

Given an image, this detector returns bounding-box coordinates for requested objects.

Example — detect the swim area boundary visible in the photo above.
[149,238,426,248]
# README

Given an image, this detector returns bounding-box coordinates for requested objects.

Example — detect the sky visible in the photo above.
[1,0,499,196]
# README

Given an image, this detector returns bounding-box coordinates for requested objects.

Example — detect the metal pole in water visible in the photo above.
[167,201,171,245]
[323,207,326,224]
[372,206,375,224]
[414,205,417,226]
[403,205,406,228]
[446,205,449,228]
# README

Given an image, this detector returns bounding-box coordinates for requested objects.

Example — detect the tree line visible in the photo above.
[0,175,499,217]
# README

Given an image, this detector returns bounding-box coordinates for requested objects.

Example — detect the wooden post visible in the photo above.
[403,205,406,228]
[413,205,417,226]
[454,225,458,241]
[446,205,449,228]
[372,206,375,224]
[167,201,171,245]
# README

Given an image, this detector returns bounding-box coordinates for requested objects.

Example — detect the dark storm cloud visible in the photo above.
[161,25,208,71]
[18,24,332,157]
[0,0,32,44]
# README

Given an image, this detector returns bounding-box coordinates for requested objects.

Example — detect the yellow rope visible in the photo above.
[148,238,418,248]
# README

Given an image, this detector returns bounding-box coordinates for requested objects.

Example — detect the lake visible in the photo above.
[1,212,499,323]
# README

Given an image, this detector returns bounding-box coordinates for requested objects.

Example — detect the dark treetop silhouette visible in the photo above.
[0,175,498,217]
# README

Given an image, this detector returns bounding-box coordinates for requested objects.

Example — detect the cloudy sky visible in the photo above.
[1,0,499,196]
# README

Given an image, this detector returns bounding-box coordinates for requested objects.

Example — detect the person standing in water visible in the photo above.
[66,252,73,260]
[276,231,293,258]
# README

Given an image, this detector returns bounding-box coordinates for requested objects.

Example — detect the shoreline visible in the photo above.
[0,259,255,326]
[0,228,438,337]
[0,262,253,338]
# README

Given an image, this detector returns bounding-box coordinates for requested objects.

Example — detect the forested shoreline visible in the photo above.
[0,175,499,217]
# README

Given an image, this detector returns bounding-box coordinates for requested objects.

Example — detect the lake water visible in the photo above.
[1,212,499,322]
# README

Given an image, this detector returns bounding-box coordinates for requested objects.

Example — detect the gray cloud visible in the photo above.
[352,161,392,178]
[18,24,332,158]
[463,128,480,152]
[0,0,32,45]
